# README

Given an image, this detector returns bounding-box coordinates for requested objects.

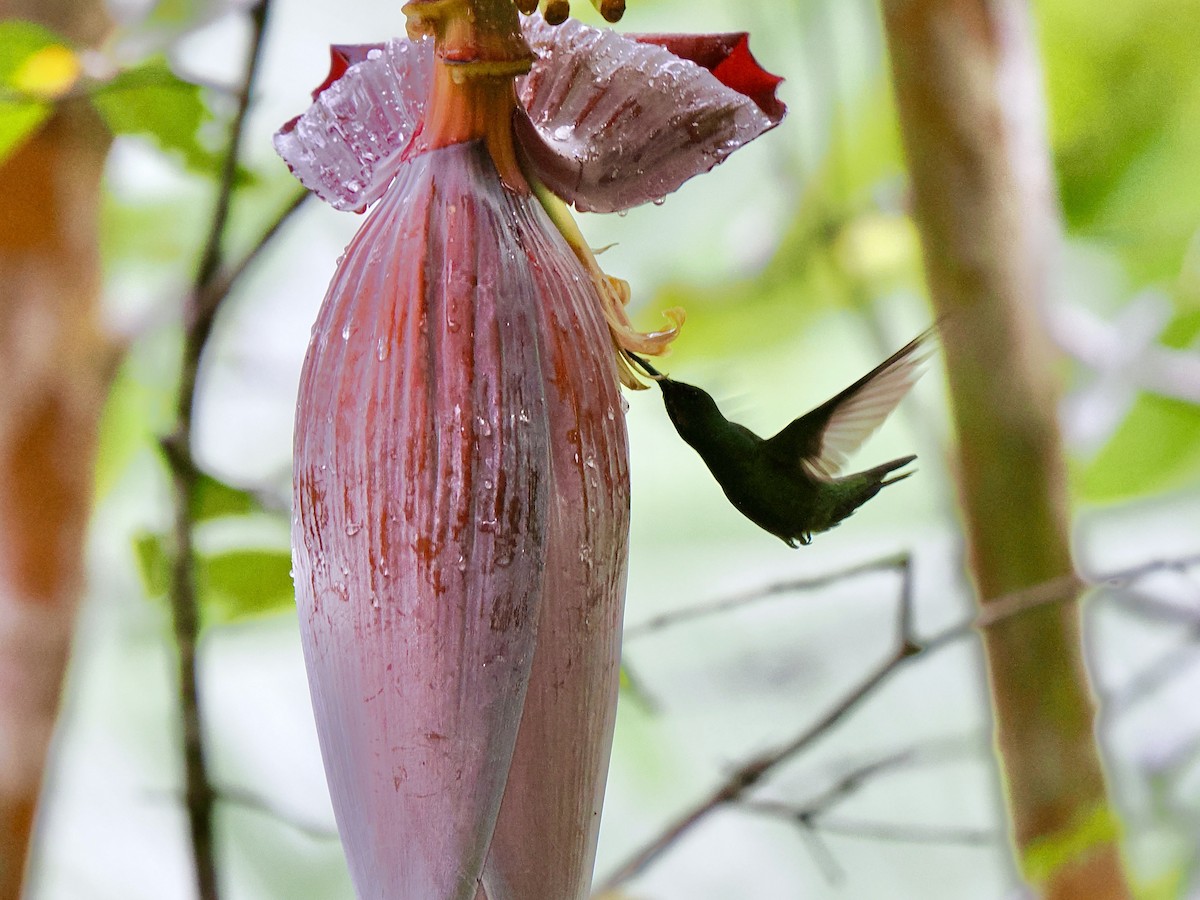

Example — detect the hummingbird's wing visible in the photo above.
[764,328,935,480]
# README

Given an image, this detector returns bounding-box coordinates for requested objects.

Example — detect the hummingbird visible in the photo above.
[629,328,935,547]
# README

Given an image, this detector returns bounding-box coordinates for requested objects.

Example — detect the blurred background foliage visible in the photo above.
[3,0,1199,896]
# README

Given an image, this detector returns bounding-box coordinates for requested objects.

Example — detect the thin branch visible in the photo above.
[162,3,276,898]
[216,786,340,843]
[598,552,1200,891]
[624,553,910,640]
[813,817,1000,847]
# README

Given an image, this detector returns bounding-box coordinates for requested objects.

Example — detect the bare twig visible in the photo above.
[599,552,1200,891]
[161,3,279,897]
[216,786,340,843]
[813,818,1000,846]
[624,553,910,640]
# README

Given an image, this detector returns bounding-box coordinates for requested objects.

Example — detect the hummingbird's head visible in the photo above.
[657,377,723,443]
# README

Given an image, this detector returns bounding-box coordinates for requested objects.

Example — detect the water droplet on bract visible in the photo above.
[370,592,381,608]
[552,124,573,142]
[652,196,666,207]
[377,337,389,361]
[518,409,531,424]
[583,454,596,469]
[475,416,493,436]
[620,396,630,414]
[346,522,363,536]
[341,324,352,340]
[367,48,382,60]
[478,518,498,533]
[346,179,361,193]
[606,408,615,420]
[333,582,349,602]
[483,478,494,490]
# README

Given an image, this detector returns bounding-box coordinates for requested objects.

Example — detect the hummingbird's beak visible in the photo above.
[625,351,666,382]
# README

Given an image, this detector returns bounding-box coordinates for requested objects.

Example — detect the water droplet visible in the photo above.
[517,409,531,424]
[370,592,381,608]
[341,324,352,340]
[552,124,573,141]
[478,518,498,533]
[652,196,666,207]
[367,48,383,60]
[333,582,349,602]
[475,416,493,436]
[377,337,389,361]
[346,522,363,536]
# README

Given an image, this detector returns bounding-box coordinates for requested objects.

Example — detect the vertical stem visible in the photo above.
[164,2,272,897]
[0,2,111,897]
[879,0,1129,896]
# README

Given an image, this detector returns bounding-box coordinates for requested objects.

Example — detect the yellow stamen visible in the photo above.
[525,168,685,389]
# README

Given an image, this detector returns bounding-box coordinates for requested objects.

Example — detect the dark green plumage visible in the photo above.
[631,329,934,547]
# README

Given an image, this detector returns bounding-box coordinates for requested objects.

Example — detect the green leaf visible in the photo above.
[0,21,73,165]
[0,21,65,82]
[201,548,295,625]
[90,57,221,175]
[191,472,261,522]
[1076,394,1200,503]
[133,533,295,627]
[0,98,48,165]
[1076,309,1200,502]
[134,531,171,599]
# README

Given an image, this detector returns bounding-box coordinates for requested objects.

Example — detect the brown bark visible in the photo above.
[879,0,1129,896]
[0,1,112,895]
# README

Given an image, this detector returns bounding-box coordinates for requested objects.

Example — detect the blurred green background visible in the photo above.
[10,0,1200,896]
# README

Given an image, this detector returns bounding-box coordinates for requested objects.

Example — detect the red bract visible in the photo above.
[278,12,783,899]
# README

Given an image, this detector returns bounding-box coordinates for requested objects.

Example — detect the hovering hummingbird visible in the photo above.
[629,328,935,547]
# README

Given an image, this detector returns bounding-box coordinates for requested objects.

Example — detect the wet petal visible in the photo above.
[515,17,785,213]
[274,38,433,211]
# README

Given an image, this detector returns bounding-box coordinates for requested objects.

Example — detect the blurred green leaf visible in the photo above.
[0,21,65,80]
[0,20,73,165]
[1077,309,1200,502]
[90,57,222,175]
[1077,401,1200,503]
[134,531,171,599]
[0,98,48,165]
[133,534,294,626]
[141,0,207,31]
[191,472,260,522]
[202,548,295,624]
[1041,0,1200,279]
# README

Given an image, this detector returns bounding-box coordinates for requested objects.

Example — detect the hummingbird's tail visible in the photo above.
[876,454,917,487]
[829,454,917,525]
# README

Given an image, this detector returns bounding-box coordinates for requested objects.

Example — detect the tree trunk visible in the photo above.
[879,0,1130,896]
[0,1,112,895]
